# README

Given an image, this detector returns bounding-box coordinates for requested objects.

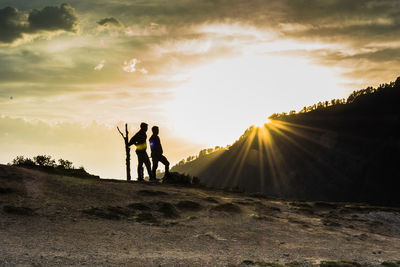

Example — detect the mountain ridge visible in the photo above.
[172,77,400,206]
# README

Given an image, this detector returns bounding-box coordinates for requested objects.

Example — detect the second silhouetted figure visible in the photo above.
[128,122,155,181]
[149,126,170,179]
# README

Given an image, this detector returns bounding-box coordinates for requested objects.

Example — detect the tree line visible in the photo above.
[9,155,99,179]
[173,76,400,170]
[269,77,400,120]
[175,145,231,166]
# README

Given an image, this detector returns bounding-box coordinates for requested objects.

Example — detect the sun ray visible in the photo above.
[267,122,316,157]
[257,127,265,191]
[229,129,258,190]
[266,120,346,182]
[264,126,290,195]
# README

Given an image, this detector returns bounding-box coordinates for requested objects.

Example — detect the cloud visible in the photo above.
[28,4,78,32]
[94,60,105,70]
[313,48,400,64]
[83,0,400,47]
[97,17,121,27]
[139,68,148,74]
[0,7,27,43]
[122,58,149,74]
[266,47,400,88]
[2,0,400,122]
[122,58,138,72]
[0,4,78,44]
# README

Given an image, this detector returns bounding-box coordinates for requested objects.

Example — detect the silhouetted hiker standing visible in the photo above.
[149,126,170,179]
[128,122,154,181]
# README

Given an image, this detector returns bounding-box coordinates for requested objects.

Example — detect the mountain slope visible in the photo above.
[172,78,400,206]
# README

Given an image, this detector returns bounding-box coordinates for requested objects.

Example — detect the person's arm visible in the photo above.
[158,136,163,154]
[128,132,139,146]
[149,136,155,151]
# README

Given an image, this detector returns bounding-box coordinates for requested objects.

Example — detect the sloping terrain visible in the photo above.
[172,79,400,206]
[1,165,400,266]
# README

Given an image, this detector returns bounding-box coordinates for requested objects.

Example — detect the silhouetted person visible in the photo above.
[149,126,170,179]
[128,122,154,181]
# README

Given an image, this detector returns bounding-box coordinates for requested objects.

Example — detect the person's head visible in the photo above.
[152,126,159,135]
[140,122,148,131]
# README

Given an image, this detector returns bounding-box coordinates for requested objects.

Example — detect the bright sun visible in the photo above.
[254,118,271,128]
[167,53,348,147]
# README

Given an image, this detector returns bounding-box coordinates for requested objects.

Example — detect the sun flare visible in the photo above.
[167,52,348,147]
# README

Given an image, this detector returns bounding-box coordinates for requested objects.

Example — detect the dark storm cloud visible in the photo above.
[260,0,400,45]
[97,0,283,27]
[28,3,78,32]
[1,0,400,89]
[3,0,399,45]
[97,17,121,27]
[281,0,396,23]
[0,7,26,43]
[89,0,400,45]
[0,3,78,44]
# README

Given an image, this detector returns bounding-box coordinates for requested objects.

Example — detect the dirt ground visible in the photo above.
[1,165,400,266]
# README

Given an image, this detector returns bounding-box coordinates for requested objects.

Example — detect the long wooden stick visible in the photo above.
[117,123,131,181]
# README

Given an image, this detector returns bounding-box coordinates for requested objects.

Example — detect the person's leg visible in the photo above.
[152,157,159,179]
[159,155,170,175]
[143,152,153,180]
[137,152,144,181]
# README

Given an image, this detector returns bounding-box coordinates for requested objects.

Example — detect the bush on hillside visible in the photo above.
[33,155,56,167]
[10,155,99,179]
[12,156,35,167]
[58,159,73,169]
[162,172,200,186]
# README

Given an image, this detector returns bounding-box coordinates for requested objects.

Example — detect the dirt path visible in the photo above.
[1,166,400,266]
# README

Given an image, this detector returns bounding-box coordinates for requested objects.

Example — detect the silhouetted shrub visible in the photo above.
[162,172,200,186]
[12,156,35,167]
[58,159,73,169]
[33,155,56,167]
[9,155,99,179]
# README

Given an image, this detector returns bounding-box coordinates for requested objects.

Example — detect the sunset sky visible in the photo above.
[1,0,400,178]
